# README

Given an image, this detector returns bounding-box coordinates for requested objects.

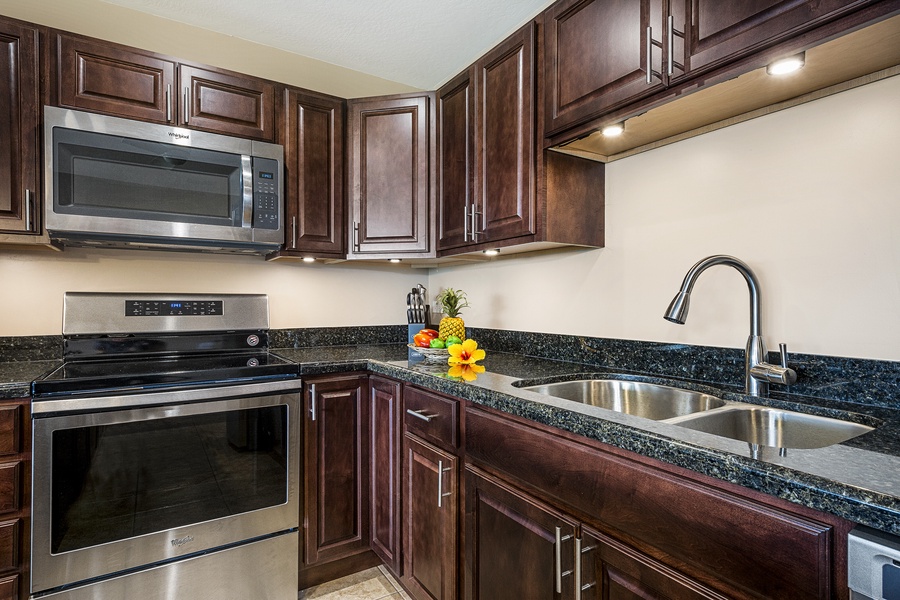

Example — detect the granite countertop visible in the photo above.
[4,344,899,536]
[275,344,900,535]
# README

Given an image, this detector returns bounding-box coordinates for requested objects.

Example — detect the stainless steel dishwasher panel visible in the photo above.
[849,526,900,600]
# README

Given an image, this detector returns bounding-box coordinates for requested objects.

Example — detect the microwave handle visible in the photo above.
[242,156,254,228]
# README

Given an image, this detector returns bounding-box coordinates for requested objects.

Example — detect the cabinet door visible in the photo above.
[282,89,345,256]
[436,69,474,251]
[179,65,276,141]
[543,0,664,136]
[464,466,577,600]
[369,376,401,573]
[403,435,458,600]
[348,94,433,257]
[474,23,536,244]
[671,0,877,79]
[304,374,370,566]
[579,525,728,600]
[0,19,40,235]
[54,32,176,123]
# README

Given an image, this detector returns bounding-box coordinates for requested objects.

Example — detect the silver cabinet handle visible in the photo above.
[353,222,360,252]
[166,84,172,122]
[645,26,664,84]
[24,189,33,232]
[436,460,452,508]
[463,204,469,242]
[555,526,562,593]
[291,216,297,248]
[309,384,317,421]
[183,87,190,125]
[667,15,685,76]
[406,408,435,422]
[470,205,481,241]
[575,535,582,600]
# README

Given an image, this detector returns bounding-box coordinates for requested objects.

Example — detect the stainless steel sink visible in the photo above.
[520,379,726,420]
[670,406,874,449]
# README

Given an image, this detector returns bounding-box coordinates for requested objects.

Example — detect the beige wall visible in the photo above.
[0,0,418,97]
[429,75,900,362]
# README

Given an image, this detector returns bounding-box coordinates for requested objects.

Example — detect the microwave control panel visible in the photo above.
[252,157,280,230]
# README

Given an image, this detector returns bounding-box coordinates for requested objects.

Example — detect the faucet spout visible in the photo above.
[663,255,794,397]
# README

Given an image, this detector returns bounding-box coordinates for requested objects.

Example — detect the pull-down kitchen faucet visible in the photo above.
[663,255,796,397]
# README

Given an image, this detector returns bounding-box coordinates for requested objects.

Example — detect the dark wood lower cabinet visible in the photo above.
[302,373,371,577]
[0,399,29,600]
[402,434,458,600]
[369,376,401,573]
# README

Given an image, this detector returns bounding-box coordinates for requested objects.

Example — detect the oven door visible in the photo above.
[31,380,300,595]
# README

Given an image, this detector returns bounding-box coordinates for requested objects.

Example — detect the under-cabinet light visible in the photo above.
[302,257,315,263]
[601,123,624,137]
[389,258,402,263]
[483,249,500,256]
[766,53,805,76]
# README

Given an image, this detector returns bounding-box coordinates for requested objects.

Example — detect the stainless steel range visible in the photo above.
[30,293,300,600]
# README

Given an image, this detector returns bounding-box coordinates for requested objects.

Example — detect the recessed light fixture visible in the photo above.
[766,52,805,76]
[301,257,315,263]
[601,123,624,137]
[389,258,402,263]
[483,249,500,256]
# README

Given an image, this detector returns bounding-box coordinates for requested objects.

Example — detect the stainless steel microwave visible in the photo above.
[44,106,284,254]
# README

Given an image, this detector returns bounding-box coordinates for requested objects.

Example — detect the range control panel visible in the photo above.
[125,300,224,316]
[253,157,280,230]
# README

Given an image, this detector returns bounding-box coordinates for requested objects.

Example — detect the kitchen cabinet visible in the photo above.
[302,374,371,569]
[465,405,851,600]
[543,0,892,140]
[401,386,460,600]
[347,93,435,258]
[369,376,401,573]
[0,17,40,238]
[269,88,345,259]
[438,22,606,256]
[0,399,31,600]
[52,31,277,141]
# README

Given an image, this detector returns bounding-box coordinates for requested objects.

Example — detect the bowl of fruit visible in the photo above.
[408,329,464,361]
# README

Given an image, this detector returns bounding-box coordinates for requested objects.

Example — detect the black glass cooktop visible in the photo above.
[33,352,298,398]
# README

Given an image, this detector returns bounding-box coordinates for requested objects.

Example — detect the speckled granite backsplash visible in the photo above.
[3,327,897,410]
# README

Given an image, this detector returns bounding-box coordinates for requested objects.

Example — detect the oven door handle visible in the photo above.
[31,378,301,415]
[242,155,254,228]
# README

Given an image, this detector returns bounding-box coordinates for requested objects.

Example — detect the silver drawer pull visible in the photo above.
[406,408,436,422]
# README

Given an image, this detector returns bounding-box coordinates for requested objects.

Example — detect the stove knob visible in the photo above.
[246,335,260,347]
[247,358,260,367]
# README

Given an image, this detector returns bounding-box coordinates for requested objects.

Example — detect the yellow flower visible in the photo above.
[448,363,485,381]
[447,338,486,365]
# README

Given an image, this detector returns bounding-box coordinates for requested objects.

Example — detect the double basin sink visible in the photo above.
[519,378,874,452]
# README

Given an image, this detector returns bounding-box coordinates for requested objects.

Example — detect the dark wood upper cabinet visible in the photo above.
[544,0,664,136]
[53,32,176,124]
[52,32,277,140]
[347,93,434,258]
[368,376,401,574]
[436,70,474,251]
[474,22,537,245]
[303,373,370,567]
[273,88,345,257]
[0,18,40,236]
[179,64,276,141]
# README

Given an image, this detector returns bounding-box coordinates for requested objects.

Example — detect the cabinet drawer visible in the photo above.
[0,463,19,514]
[0,520,18,572]
[0,406,19,456]
[0,574,16,600]
[403,387,458,451]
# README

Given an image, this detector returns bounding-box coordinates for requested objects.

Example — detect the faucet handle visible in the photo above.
[750,342,798,386]
[779,343,790,369]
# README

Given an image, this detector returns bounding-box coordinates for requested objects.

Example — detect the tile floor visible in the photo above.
[299,565,413,600]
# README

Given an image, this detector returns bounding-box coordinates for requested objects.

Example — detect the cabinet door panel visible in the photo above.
[544,0,663,136]
[283,90,344,255]
[465,466,577,600]
[180,65,276,140]
[437,70,474,251]
[349,95,432,256]
[369,376,401,573]
[403,435,457,600]
[475,23,535,243]
[304,375,369,565]
[673,0,876,77]
[0,20,39,234]
[55,33,175,123]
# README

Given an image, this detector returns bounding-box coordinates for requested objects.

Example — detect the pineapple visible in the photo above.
[436,288,469,341]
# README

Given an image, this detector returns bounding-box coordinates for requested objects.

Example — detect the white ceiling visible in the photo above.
[100,0,555,89]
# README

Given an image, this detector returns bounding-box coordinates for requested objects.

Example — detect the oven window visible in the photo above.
[50,406,288,554]
[53,127,243,226]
